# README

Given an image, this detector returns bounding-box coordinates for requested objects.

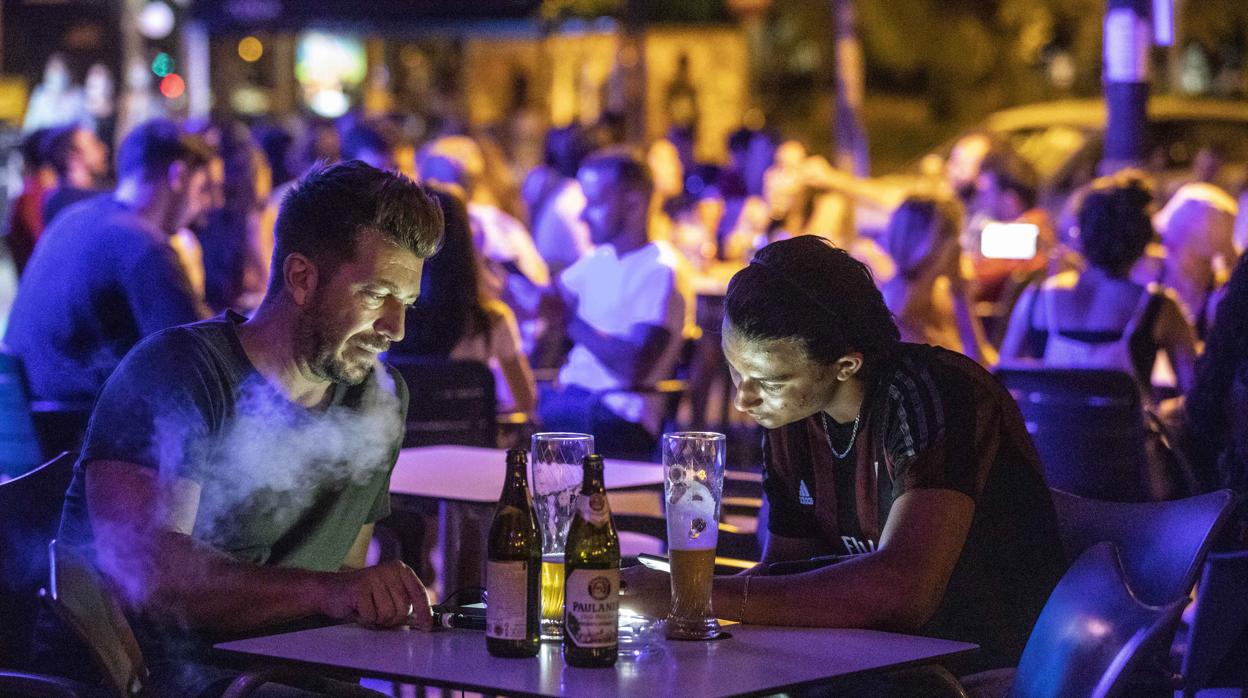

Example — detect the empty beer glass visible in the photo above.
[662,431,725,640]
[530,432,594,640]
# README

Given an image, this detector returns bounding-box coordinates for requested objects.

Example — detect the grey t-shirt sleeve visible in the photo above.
[82,328,221,482]
[125,243,207,337]
[365,365,409,524]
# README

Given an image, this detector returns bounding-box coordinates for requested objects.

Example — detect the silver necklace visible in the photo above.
[822,411,861,459]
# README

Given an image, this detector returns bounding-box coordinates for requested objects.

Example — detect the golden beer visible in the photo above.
[668,546,716,626]
[540,554,565,628]
[662,431,726,641]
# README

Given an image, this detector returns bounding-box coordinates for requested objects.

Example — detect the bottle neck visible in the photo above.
[503,458,531,503]
[581,464,605,495]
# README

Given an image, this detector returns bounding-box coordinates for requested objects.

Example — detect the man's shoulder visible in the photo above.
[878,344,996,415]
[119,316,241,378]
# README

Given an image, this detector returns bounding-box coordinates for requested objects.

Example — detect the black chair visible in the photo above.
[0,351,45,479]
[0,350,91,471]
[995,366,1156,501]
[1050,488,1233,606]
[1009,542,1187,698]
[1178,551,1248,697]
[387,356,497,448]
[0,452,76,670]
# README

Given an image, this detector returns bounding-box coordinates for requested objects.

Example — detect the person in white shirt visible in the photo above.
[540,148,695,460]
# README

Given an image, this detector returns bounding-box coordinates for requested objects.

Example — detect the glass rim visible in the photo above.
[662,431,726,442]
[530,432,595,442]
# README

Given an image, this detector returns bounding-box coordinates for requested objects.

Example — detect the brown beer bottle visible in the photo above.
[562,453,619,667]
[486,448,541,657]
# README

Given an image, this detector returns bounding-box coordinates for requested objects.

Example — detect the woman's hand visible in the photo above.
[618,564,672,620]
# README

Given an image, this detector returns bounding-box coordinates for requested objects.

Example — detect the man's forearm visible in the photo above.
[711,551,934,632]
[567,318,646,382]
[106,531,334,633]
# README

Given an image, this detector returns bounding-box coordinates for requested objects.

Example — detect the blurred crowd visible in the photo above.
[3,102,1248,529]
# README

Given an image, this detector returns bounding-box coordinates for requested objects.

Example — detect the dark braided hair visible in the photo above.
[726,235,900,371]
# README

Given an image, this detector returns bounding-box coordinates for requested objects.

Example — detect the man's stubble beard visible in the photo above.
[297,291,375,387]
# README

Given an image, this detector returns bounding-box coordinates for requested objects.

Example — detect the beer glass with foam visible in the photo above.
[531,432,594,640]
[662,431,725,640]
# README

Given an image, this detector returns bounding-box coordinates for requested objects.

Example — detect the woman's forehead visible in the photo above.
[722,323,813,368]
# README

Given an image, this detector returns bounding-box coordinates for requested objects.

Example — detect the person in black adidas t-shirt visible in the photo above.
[622,236,1066,671]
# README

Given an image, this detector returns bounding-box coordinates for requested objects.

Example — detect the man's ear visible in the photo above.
[835,352,864,381]
[282,253,319,306]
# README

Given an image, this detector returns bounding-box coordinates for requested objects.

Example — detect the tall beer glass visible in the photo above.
[530,432,594,640]
[662,431,725,640]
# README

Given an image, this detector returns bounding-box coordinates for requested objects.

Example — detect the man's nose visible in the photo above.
[733,383,762,412]
[377,300,406,342]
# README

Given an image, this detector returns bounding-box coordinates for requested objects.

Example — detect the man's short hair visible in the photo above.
[269,161,444,295]
[43,125,81,179]
[726,236,900,370]
[980,144,1039,210]
[22,127,53,170]
[116,118,214,183]
[579,146,654,198]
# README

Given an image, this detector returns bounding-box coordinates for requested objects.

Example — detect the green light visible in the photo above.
[151,52,174,78]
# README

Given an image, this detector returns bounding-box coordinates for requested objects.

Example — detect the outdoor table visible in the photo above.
[216,622,977,697]
[388,445,665,594]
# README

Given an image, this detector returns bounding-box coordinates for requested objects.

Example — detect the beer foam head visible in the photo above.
[668,480,719,550]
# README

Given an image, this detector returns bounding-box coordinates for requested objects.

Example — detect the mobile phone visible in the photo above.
[980,222,1039,260]
[636,553,671,573]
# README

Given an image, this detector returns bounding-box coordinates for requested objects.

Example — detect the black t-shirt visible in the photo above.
[49,311,408,665]
[763,343,1067,670]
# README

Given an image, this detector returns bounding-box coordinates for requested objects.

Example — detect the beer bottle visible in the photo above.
[562,453,619,667]
[486,448,541,657]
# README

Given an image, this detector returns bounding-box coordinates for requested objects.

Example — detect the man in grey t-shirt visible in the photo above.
[36,161,446,696]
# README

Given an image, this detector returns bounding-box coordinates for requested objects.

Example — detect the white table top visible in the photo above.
[216,622,976,697]
[388,445,665,503]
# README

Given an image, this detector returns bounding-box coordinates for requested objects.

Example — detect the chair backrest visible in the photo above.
[1011,542,1187,698]
[0,350,44,479]
[1181,551,1248,697]
[1050,488,1233,606]
[996,365,1152,501]
[45,540,153,698]
[0,452,75,667]
[387,357,497,448]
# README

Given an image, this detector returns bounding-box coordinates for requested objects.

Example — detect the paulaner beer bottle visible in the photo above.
[562,453,619,667]
[486,448,541,657]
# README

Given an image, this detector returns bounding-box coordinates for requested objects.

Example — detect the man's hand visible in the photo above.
[321,560,432,630]
[618,564,672,619]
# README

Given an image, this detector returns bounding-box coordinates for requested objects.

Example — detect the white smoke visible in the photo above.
[181,358,405,549]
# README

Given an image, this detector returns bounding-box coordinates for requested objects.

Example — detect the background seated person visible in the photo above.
[621,236,1066,672]
[539,148,695,461]
[882,194,994,366]
[390,186,536,415]
[32,162,444,697]
[4,119,214,404]
[964,143,1056,308]
[1148,182,1239,335]
[1000,171,1197,398]
[1184,254,1248,548]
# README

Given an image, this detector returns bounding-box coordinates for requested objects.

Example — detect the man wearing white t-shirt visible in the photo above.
[540,148,695,460]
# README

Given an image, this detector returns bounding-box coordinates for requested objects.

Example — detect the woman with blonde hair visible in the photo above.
[882,194,994,365]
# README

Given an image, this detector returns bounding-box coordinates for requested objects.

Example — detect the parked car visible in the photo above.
[841,96,1248,236]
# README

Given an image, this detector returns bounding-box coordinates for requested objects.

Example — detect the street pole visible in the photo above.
[830,0,869,177]
[1103,0,1152,171]
[620,0,647,145]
